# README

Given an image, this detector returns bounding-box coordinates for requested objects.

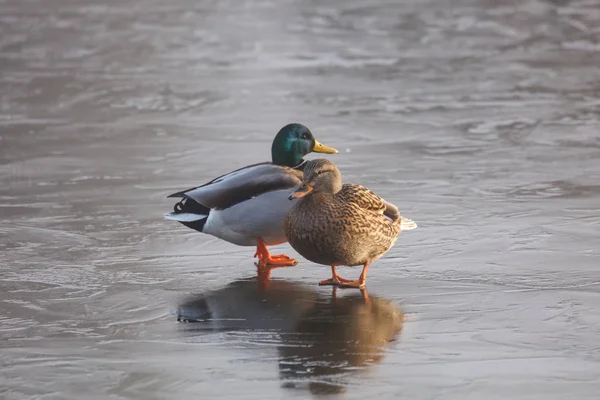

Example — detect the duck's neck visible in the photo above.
[318,182,343,195]
[272,151,304,168]
[319,170,343,194]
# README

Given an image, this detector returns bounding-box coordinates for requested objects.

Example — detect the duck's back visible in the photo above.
[285,184,401,267]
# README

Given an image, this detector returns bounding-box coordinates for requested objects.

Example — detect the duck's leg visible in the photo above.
[338,263,370,289]
[254,237,298,267]
[319,266,352,286]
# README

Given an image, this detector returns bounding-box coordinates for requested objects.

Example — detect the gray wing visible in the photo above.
[173,163,303,210]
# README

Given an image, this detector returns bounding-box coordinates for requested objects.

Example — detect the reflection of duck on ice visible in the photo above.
[177,277,404,394]
[278,289,404,394]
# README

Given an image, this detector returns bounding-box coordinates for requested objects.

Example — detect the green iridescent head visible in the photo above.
[271,123,338,167]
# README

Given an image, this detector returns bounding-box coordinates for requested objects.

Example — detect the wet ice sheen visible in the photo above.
[1,0,599,399]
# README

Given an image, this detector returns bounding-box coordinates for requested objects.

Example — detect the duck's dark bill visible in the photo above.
[289,184,313,200]
[312,140,338,154]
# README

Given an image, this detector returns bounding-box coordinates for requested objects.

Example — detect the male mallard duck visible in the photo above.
[165,124,338,267]
[284,159,417,288]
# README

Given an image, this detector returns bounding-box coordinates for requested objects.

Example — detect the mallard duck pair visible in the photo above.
[166,123,416,288]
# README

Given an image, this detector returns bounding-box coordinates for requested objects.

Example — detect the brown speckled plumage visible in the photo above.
[284,159,416,275]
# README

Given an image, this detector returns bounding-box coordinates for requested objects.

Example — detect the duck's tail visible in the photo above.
[400,216,417,231]
[164,197,210,233]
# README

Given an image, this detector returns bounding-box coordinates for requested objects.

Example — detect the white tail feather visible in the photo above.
[164,212,207,222]
[400,217,417,230]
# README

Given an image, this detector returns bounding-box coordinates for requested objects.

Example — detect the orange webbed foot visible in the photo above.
[266,254,298,265]
[319,277,341,286]
[320,264,369,289]
[254,238,298,268]
[319,266,357,287]
[337,279,366,289]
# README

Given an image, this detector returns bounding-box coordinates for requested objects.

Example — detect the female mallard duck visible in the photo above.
[284,159,417,288]
[165,123,338,267]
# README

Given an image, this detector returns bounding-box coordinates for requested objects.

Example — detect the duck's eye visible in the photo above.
[301,133,308,139]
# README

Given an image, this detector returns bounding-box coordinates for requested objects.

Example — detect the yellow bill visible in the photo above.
[312,140,338,154]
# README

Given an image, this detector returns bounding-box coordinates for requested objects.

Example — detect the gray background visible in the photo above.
[1,0,599,398]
